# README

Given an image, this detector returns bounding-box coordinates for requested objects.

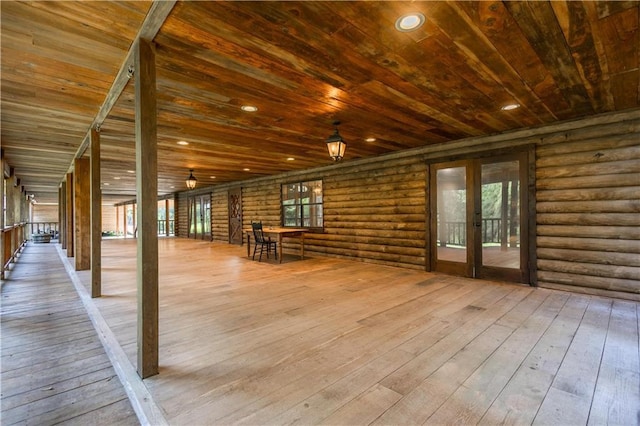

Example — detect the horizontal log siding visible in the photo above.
[172,110,640,298]
[536,117,640,296]
[317,161,426,269]
[210,190,229,243]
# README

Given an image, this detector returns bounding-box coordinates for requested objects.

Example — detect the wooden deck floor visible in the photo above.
[3,238,640,425]
[84,238,640,425]
[0,243,138,425]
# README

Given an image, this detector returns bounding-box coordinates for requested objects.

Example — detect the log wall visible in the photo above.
[174,110,640,298]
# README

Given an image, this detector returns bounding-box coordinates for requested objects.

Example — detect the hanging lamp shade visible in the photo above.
[325,121,346,162]
[185,169,197,190]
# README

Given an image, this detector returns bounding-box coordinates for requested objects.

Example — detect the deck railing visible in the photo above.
[157,219,175,236]
[2,223,28,279]
[439,218,516,246]
[28,222,59,239]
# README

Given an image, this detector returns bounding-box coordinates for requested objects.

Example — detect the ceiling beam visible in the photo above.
[67,0,176,173]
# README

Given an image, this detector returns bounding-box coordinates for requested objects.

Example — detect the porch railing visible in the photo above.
[2,223,28,279]
[438,218,516,246]
[157,219,175,236]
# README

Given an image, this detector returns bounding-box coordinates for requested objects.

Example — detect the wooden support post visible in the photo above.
[135,38,159,379]
[0,156,4,280]
[90,129,102,297]
[66,172,74,257]
[74,158,90,271]
[60,181,67,249]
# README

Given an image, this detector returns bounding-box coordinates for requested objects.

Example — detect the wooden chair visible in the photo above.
[251,222,277,261]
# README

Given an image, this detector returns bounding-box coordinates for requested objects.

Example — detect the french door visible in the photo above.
[188,194,211,240]
[429,152,530,283]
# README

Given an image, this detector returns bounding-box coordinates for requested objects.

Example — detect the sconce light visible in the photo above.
[325,121,346,162]
[185,169,197,190]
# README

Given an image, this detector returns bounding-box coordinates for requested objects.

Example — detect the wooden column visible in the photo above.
[66,172,74,257]
[116,205,120,236]
[90,128,102,297]
[135,38,159,379]
[123,205,127,238]
[60,181,67,249]
[74,158,90,270]
[0,156,4,280]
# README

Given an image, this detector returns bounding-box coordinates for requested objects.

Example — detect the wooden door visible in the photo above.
[228,187,243,244]
[429,152,530,284]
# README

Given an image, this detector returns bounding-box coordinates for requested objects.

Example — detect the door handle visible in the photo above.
[474,212,482,228]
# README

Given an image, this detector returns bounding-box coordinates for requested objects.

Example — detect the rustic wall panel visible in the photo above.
[209,190,225,242]
[535,119,640,297]
[173,110,640,298]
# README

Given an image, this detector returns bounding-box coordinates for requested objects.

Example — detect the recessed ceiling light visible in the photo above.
[209,176,216,179]
[365,137,376,142]
[177,140,189,145]
[127,170,135,174]
[395,13,425,32]
[103,182,110,186]
[501,103,520,111]
[113,176,121,180]
[241,105,258,112]
[287,157,295,161]
[170,185,175,189]
[243,168,250,171]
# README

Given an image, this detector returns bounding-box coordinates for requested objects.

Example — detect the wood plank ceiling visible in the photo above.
[2,1,639,205]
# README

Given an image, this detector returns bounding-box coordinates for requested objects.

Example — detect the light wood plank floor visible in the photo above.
[73,238,639,425]
[0,243,138,425]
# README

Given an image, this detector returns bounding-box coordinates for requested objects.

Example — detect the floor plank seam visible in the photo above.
[54,244,168,426]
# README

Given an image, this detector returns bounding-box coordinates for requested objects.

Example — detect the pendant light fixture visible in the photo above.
[325,121,347,162]
[185,169,197,190]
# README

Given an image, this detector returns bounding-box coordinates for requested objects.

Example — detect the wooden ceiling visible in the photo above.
[2,1,639,205]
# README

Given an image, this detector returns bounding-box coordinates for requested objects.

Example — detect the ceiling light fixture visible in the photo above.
[177,140,189,146]
[287,157,295,161]
[325,121,347,162]
[395,13,425,32]
[501,103,520,111]
[185,169,197,190]
[241,105,258,112]
[365,137,376,142]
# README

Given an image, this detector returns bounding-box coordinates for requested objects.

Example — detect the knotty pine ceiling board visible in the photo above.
[1,0,638,205]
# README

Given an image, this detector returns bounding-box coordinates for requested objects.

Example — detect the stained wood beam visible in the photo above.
[66,0,176,171]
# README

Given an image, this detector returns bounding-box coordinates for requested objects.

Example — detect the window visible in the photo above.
[282,180,323,228]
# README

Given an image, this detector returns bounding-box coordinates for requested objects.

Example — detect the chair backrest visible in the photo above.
[252,221,267,243]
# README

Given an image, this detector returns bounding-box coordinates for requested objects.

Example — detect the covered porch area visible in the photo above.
[56,238,640,424]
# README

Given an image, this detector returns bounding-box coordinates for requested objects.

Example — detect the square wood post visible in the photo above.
[135,38,159,379]
[59,183,66,249]
[74,158,90,271]
[66,172,74,257]
[90,128,102,297]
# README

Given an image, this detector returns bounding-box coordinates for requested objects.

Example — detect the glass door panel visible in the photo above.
[480,161,520,269]
[436,166,467,263]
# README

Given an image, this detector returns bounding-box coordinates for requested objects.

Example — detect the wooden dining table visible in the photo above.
[244,227,308,263]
